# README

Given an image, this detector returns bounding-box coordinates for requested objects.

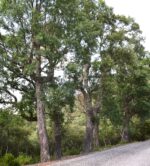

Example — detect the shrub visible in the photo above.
[15,154,32,165]
[131,119,150,141]
[0,153,32,166]
[0,153,19,166]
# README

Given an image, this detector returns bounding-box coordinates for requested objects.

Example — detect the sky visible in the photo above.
[105,0,150,51]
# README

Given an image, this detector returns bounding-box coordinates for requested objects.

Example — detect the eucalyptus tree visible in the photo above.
[107,15,149,142]
[66,0,116,152]
[0,0,79,162]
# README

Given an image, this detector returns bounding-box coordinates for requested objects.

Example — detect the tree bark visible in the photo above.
[83,108,94,153]
[82,63,94,153]
[53,112,62,160]
[93,107,100,149]
[121,103,130,142]
[35,56,50,162]
[83,107,100,152]
[82,63,100,152]
[36,81,50,162]
[121,115,130,142]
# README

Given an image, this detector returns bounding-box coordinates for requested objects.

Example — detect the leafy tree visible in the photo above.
[0,0,78,161]
[0,0,149,164]
[66,0,116,152]
[107,15,150,142]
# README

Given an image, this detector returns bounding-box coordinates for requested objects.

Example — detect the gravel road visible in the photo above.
[49,140,150,166]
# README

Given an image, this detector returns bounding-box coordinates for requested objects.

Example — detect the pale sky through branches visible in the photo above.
[105,0,150,51]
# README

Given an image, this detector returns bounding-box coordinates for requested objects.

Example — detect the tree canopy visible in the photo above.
[0,0,149,164]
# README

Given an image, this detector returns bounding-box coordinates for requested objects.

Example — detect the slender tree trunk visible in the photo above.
[121,104,130,142]
[82,63,94,153]
[93,123,99,148]
[83,108,94,153]
[82,63,100,152]
[53,112,62,159]
[36,81,50,162]
[31,1,50,161]
[35,56,50,162]
[121,115,130,142]
[93,107,100,149]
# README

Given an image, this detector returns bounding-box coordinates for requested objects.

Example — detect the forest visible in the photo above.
[0,0,149,165]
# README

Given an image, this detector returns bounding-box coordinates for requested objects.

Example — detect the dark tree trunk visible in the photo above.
[36,81,50,162]
[53,112,62,160]
[83,108,94,153]
[121,103,130,142]
[93,122,99,148]
[121,115,130,142]
[83,107,100,152]
[93,107,100,149]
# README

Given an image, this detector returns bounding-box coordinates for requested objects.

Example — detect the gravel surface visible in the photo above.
[49,140,150,166]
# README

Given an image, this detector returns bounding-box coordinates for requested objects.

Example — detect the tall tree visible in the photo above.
[0,0,78,162]
[107,15,149,142]
[66,0,115,152]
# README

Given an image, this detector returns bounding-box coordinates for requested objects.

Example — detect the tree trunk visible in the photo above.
[53,112,62,160]
[83,108,94,153]
[35,55,50,162]
[121,104,130,142]
[121,115,130,142]
[93,107,100,149]
[36,81,50,162]
[82,63,100,152]
[93,123,99,149]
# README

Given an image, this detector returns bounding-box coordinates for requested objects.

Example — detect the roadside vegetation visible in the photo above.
[0,0,149,165]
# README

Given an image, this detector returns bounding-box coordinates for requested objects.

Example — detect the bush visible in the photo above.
[15,154,32,165]
[0,153,19,166]
[62,129,83,156]
[131,119,150,141]
[0,153,32,166]
[63,147,81,156]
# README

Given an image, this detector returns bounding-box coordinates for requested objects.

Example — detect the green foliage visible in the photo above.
[131,118,150,141]
[0,153,32,166]
[0,0,149,164]
[99,119,121,146]
[62,127,84,156]
[15,154,32,165]
[0,153,19,166]
[0,110,39,158]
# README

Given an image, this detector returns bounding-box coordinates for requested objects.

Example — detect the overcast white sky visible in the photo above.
[105,0,150,51]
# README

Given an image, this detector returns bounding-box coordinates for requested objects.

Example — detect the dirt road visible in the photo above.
[31,140,150,166]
